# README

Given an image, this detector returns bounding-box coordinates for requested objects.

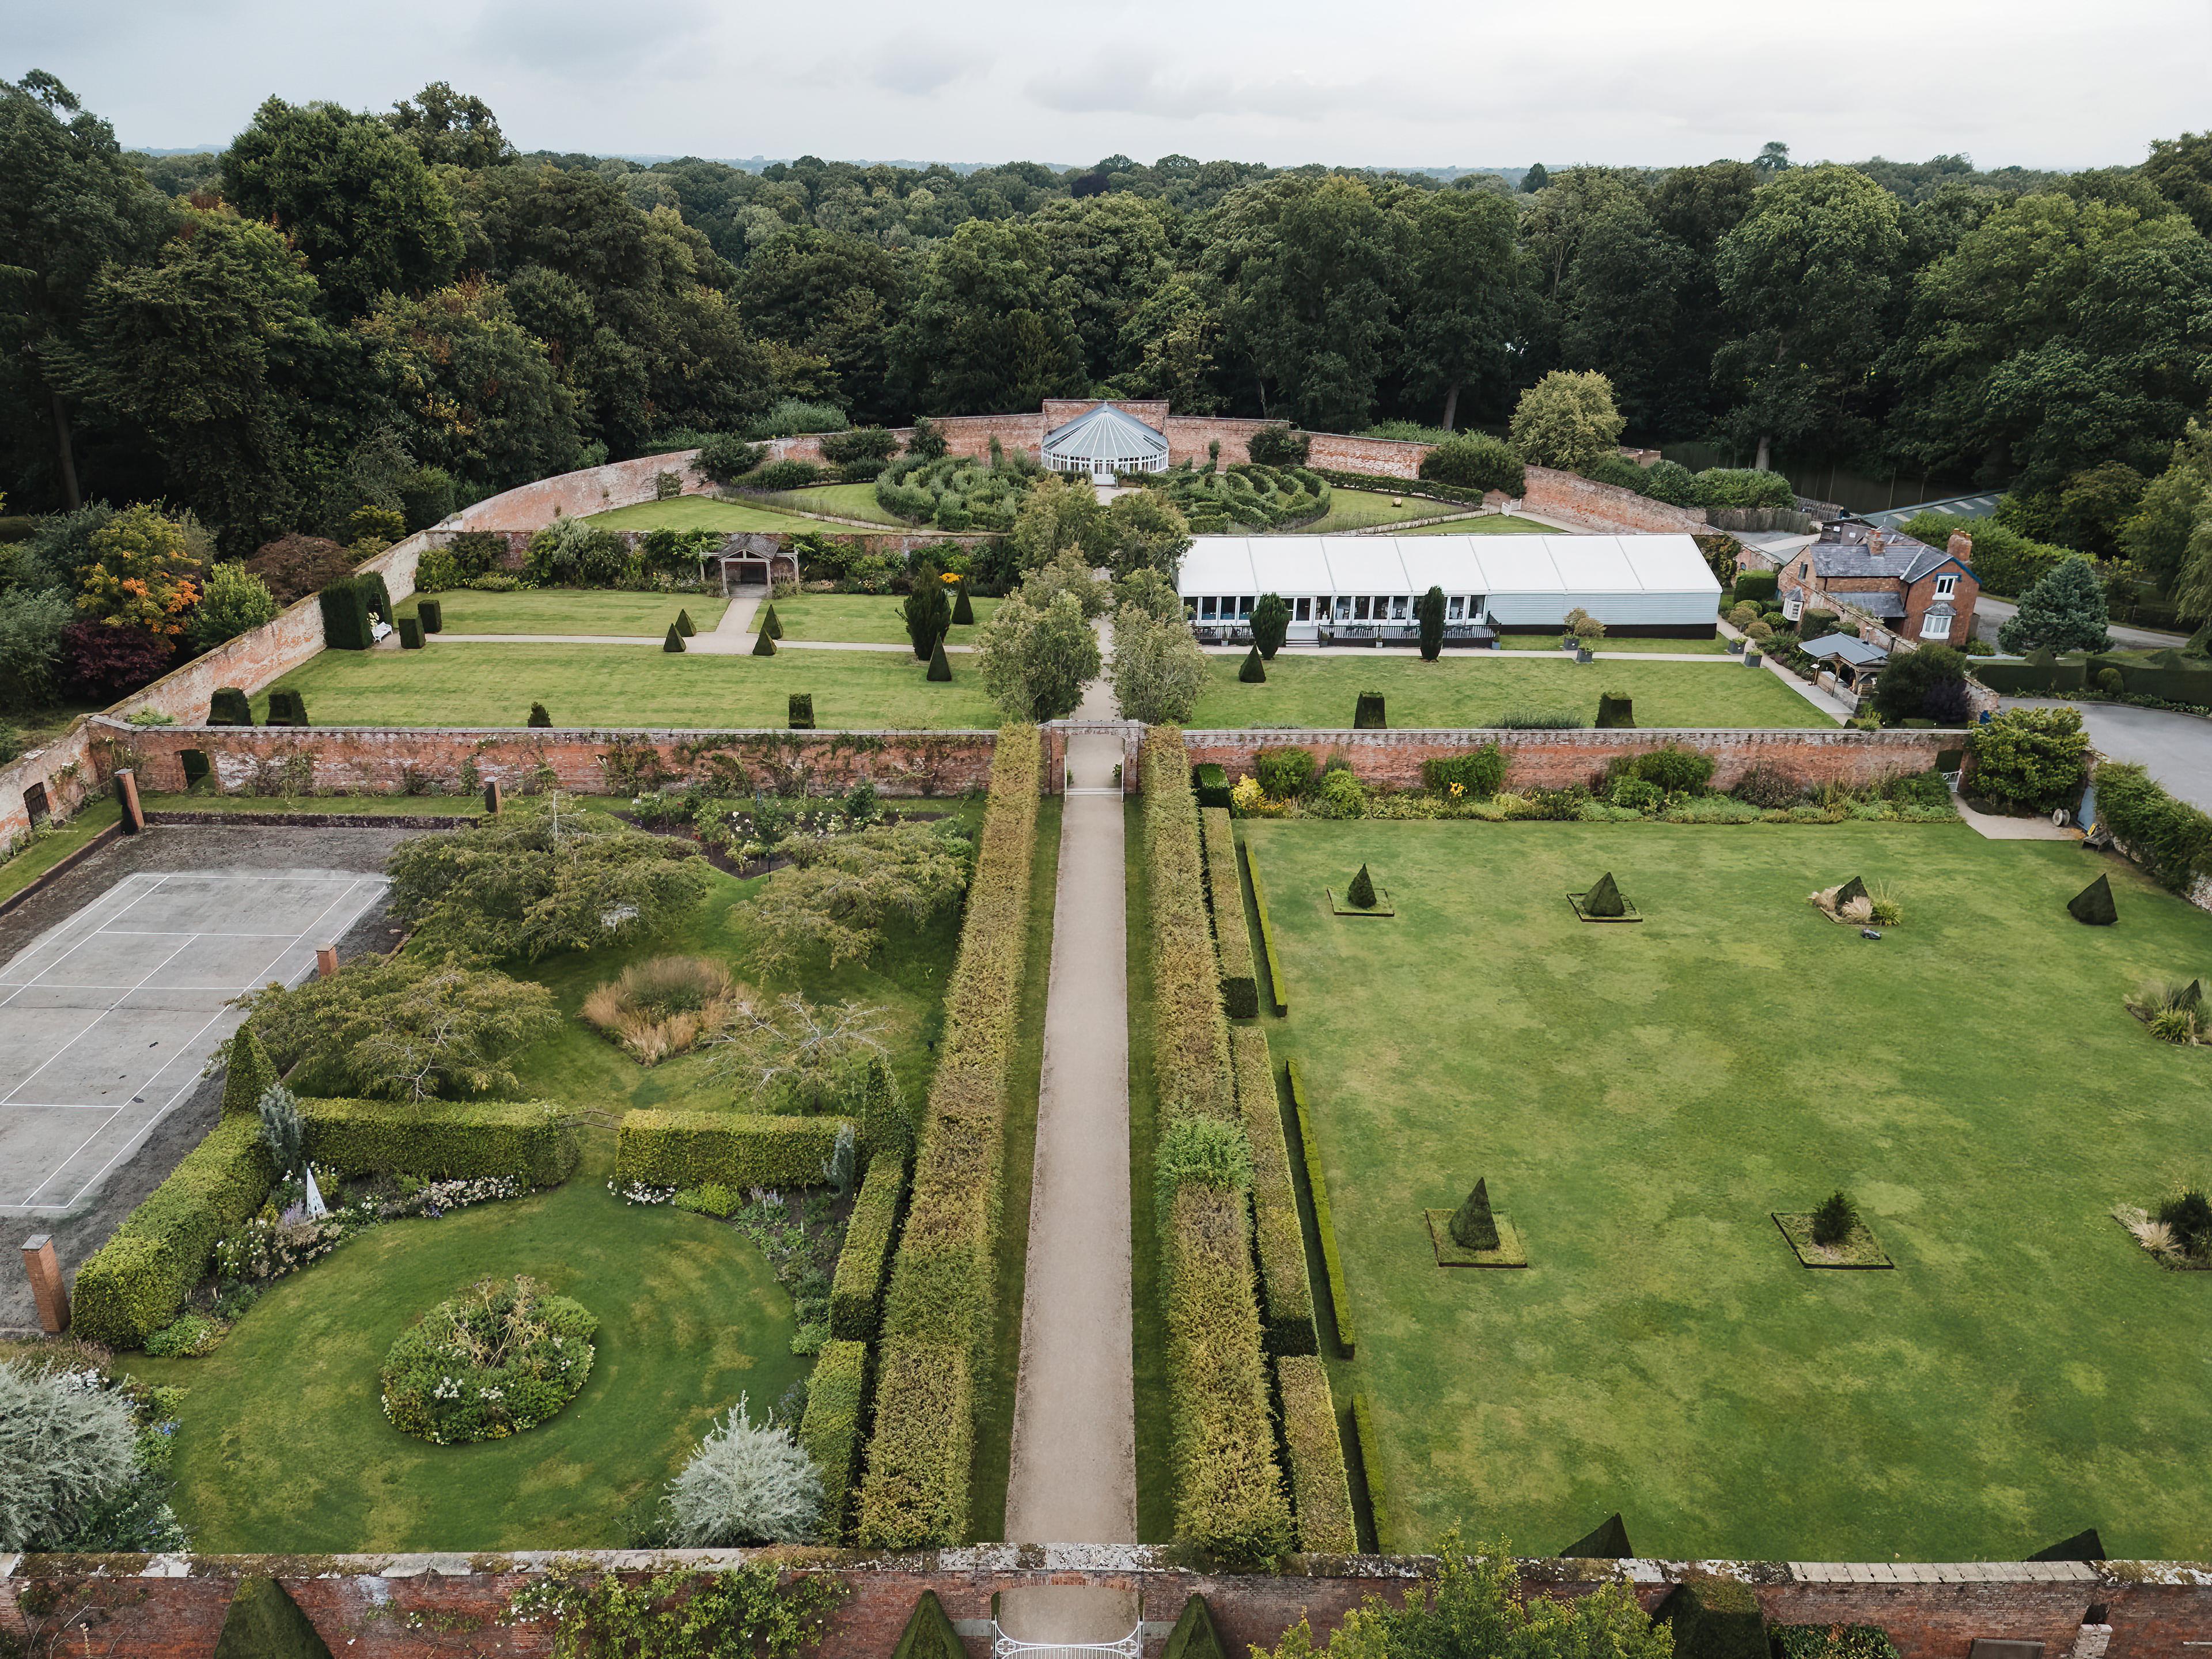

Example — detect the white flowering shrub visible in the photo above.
[380,1277,596,1445]
[0,1362,140,1550]
[664,1396,823,1546]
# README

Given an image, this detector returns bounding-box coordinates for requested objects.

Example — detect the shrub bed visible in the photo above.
[616,1111,851,1191]
[798,1338,868,1544]
[856,726,1040,1547]
[380,1276,596,1445]
[1232,1027,1317,1356]
[1244,840,1289,1016]
[2097,761,2212,894]
[1202,808,1259,1019]
[1287,1058,1354,1356]
[1276,1353,1355,1553]
[830,1153,905,1340]
[303,1099,579,1186]
[73,1117,275,1347]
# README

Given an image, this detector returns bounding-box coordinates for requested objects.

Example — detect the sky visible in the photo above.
[5,0,2207,172]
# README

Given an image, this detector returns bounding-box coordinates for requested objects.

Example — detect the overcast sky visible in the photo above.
[6,0,2207,172]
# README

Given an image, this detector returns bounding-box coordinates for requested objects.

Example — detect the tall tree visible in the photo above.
[1398,188,1524,430]
[888,219,1084,414]
[385,82,512,171]
[736,228,907,422]
[1032,193,1175,387]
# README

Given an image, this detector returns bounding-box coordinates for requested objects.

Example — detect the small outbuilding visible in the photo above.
[1041,402,1171,477]
[1177,533,1722,645]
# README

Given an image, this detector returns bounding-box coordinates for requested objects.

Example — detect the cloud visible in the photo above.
[868,36,986,96]
[1025,49,1365,122]
[465,0,716,81]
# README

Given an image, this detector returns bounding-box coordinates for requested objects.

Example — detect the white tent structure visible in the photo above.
[1041,403,1171,476]
[1178,533,1722,644]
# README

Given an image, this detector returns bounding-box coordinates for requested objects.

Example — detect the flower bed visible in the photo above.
[380,1276,598,1445]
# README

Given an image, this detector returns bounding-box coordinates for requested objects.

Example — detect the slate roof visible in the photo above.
[1804,635,1890,668]
[1803,529,1974,584]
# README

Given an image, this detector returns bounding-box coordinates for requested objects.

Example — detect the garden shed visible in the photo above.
[1041,402,1171,477]
[1178,533,1722,643]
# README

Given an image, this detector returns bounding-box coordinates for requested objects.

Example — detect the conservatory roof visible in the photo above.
[1040,402,1170,467]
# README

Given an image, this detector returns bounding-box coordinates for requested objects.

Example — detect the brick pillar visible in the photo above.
[316,945,339,978]
[114,766,145,834]
[22,1234,68,1333]
[484,779,503,815]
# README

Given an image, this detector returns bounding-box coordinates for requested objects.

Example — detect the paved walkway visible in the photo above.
[1714,617,1854,724]
[1000,649,1137,1645]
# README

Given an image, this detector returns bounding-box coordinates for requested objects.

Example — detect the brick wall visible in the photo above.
[5,1549,2204,1659]
[96,721,1001,800]
[1519,468,1712,534]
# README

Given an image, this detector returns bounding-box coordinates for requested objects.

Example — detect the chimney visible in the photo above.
[1866,529,1888,558]
[1947,529,1974,560]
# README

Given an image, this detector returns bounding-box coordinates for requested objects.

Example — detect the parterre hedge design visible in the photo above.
[615,1111,850,1191]
[1201,807,1259,1019]
[798,1338,869,1544]
[1276,1353,1355,1554]
[830,1152,906,1340]
[1231,1027,1317,1357]
[1287,1058,1355,1356]
[856,725,1040,1547]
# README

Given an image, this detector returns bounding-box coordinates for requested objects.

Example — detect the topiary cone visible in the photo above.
[952,585,974,625]
[1347,863,1377,908]
[1240,645,1266,683]
[762,602,783,640]
[1832,874,1868,908]
[752,625,776,656]
[219,1027,277,1118]
[1450,1177,1501,1251]
[664,623,686,653]
[528,701,552,728]
[676,608,695,637]
[927,639,952,681]
[1582,871,1626,918]
[2069,873,2116,925]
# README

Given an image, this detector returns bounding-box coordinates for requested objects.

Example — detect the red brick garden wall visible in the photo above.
[1518,468,1712,533]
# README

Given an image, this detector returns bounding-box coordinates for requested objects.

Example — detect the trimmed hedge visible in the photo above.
[1243,840,1289,1016]
[830,1152,905,1340]
[2097,760,2212,893]
[798,1338,868,1545]
[219,1027,278,1117]
[302,1098,579,1186]
[1351,1391,1389,1551]
[1972,660,2088,695]
[1145,728,1294,1562]
[74,1116,275,1347]
[1232,1027,1316,1357]
[1200,808,1259,1019]
[317,575,380,651]
[1192,762,1231,810]
[1277,1354,1355,1553]
[857,726,1041,1547]
[615,1110,846,1191]
[1286,1058,1354,1356]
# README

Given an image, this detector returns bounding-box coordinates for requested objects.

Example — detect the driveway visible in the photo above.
[1974,595,2189,651]
[2005,697,2212,812]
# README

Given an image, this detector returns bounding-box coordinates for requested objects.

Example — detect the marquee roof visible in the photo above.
[1176,534,1723,597]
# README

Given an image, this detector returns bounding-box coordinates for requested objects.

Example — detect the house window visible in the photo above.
[1448,596,1465,620]
[1935,574,1958,597]
[1920,612,1950,641]
[1800,562,1809,578]
[1295,596,1312,622]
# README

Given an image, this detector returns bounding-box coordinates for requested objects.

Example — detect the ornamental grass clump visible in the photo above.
[380,1276,597,1445]
[665,1394,824,1545]
[581,956,741,1065]
[2126,978,2204,1043]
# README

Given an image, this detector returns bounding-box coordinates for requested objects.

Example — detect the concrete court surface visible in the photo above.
[0,869,387,1217]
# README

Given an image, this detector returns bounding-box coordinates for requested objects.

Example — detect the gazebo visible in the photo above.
[1041,402,1171,478]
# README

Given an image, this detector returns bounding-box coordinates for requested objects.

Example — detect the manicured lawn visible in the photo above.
[771,593,1001,647]
[397,589,729,637]
[1497,634,1730,655]
[1245,819,2212,1561]
[253,643,1001,729]
[771,483,912,526]
[1187,653,1821,729]
[124,1176,802,1551]
[1296,490,1468,535]
[1395,513,1553,536]
[586,495,853,533]
[0,797,123,907]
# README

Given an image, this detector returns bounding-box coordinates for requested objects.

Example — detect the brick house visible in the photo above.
[1778,524,1980,647]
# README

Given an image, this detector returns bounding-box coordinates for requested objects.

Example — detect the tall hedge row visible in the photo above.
[799,1338,869,1545]
[830,1152,906,1340]
[1230,1027,1317,1357]
[1200,807,1259,1019]
[1276,1354,1356,1554]
[1143,728,1294,1560]
[855,725,1040,1547]
[2097,761,2212,893]
[304,1099,579,1187]
[615,1110,849,1191]
[74,1117,275,1347]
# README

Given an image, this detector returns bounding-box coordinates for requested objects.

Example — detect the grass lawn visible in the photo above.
[763,484,912,527]
[1395,513,1554,536]
[1187,653,1821,730]
[771,593,1001,647]
[0,797,123,907]
[254,643,1001,729]
[1245,819,2212,1561]
[397,590,729,637]
[1497,635,1730,655]
[586,496,853,534]
[1296,490,1470,535]
[124,1175,801,1551]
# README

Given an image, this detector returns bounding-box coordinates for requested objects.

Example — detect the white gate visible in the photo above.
[991,1624,1142,1659]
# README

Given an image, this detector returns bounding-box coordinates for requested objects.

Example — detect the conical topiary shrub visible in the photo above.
[1582,871,1626,918]
[762,602,783,640]
[888,1590,965,1659]
[528,702,552,728]
[1450,1177,1501,1251]
[211,1575,334,1659]
[676,607,695,637]
[2069,873,2117,925]
[208,687,252,726]
[1811,1189,1859,1247]
[789,692,815,729]
[1595,691,1635,728]
[927,639,952,681]
[1240,645,1266,683]
[1354,691,1386,729]
[664,623,687,653]
[1347,863,1377,909]
[1832,874,1868,908]
[752,626,776,656]
[952,584,975,626]
[1559,1512,1634,1560]
[220,1027,278,1118]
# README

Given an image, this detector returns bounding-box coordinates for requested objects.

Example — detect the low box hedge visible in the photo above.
[857,726,1041,1548]
[798,1338,869,1544]
[1231,1027,1316,1357]
[1277,1354,1355,1553]
[1243,840,1289,1017]
[1351,1391,1389,1552]
[830,1152,905,1340]
[73,1116,276,1348]
[2097,760,2212,892]
[302,1098,579,1186]
[1287,1058,1354,1356]
[1192,762,1232,811]
[615,1110,847,1191]
[1201,808,1259,1019]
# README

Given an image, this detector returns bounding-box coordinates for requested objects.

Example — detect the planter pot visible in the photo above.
[1575,647,1594,664]
[1728,639,1745,654]
[1745,652,1763,666]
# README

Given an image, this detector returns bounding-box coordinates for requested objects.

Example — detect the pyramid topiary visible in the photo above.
[1347,863,1377,909]
[1658,1579,1767,1659]
[220,1027,278,1118]
[1594,691,1635,729]
[211,1575,334,1659]
[1832,874,1868,908]
[1449,1177,1500,1251]
[789,692,815,729]
[927,639,952,681]
[888,1590,965,1659]
[528,702,552,728]
[762,602,783,640]
[752,626,776,656]
[664,623,687,653]
[1240,645,1266,683]
[1158,1594,1228,1659]
[2155,646,2185,669]
[1581,871,1626,918]
[676,607,695,637]
[1559,1512,1634,1559]
[2181,979,2205,1013]
[2069,873,2117,925]
[1354,691,1385,729]
[2029,1528,2107,1563]
[208,687,252,726]
[952,584,974,625]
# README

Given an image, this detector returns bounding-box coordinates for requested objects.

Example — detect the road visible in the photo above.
[1973,595,2189,652]
[2006,698,2212,813]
